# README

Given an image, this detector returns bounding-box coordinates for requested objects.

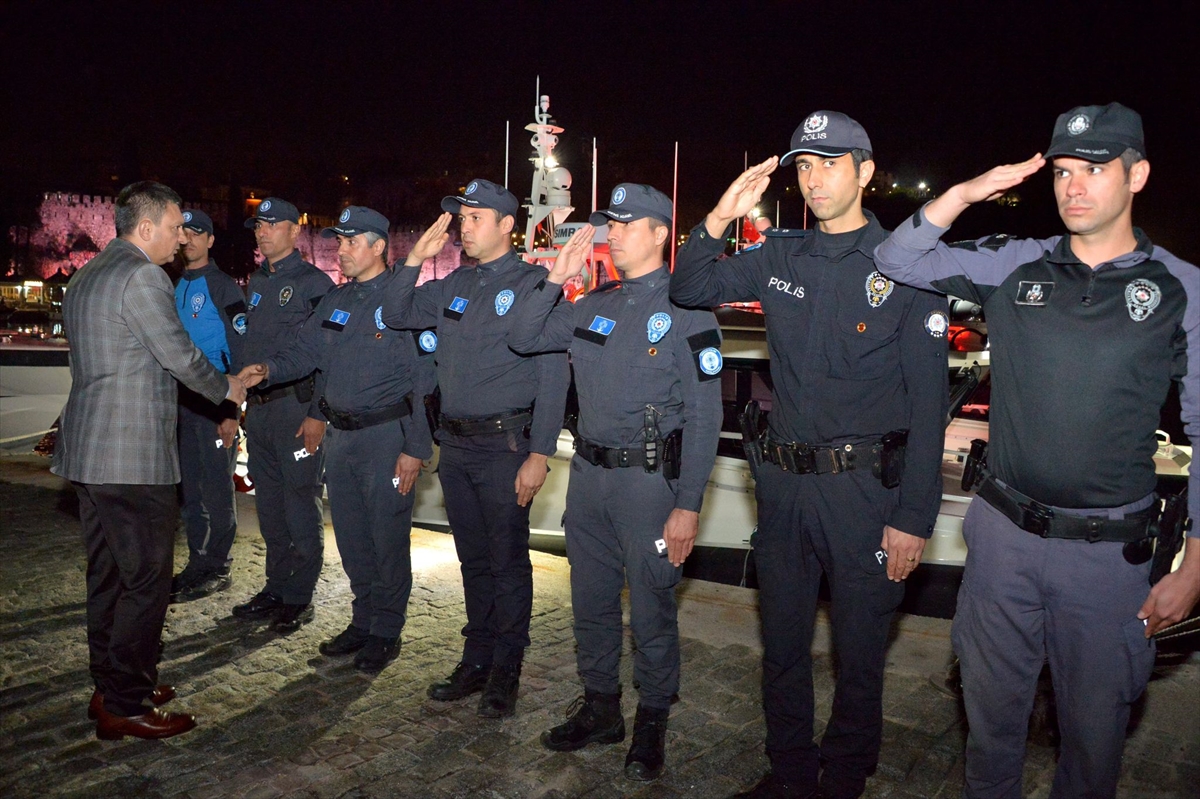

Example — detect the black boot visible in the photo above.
[477,663,521,718]
[624,704,669,781]
[540,690,625,751]
[428,662,491,701]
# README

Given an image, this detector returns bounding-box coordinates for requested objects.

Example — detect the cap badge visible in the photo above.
[261,200,272,212]
[339,208,351,223]
[647,312,672,343]
[924,310,949,338]
[465,181,479,195]
[375,306,386,330]
[1125,279,1161,322]
[865,271,894,308]
[419,330,438,352]
[1067,114,1090,136]
[613,186,627,205]
[495,289,515,316]
[804,113,829,134]
[279,286,293,307]
[183,211,193,223]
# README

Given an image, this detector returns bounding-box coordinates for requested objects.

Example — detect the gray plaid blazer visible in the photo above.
[51,238,229,485]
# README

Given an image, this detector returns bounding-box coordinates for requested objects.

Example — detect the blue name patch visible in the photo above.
[249,292,262,308]
[330,309,351,326]
[449,297,469,314]
[588,316,616,336]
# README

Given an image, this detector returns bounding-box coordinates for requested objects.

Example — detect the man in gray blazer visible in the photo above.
[52,181,253,740]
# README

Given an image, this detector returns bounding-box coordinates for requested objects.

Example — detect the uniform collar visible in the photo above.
[615,264,669,293]
[351,265,392,290]
[476,250,522,276]
[261,249,305,275]
[803,209,887,262]
[182,260,220,279]
[1045,227,1154,269]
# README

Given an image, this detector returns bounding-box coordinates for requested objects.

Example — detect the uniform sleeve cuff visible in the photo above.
[689,222,729,254]
[674,492,704,513]
[886,508,935,540]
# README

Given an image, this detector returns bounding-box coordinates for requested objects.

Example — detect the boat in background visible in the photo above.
[0,334,70,452]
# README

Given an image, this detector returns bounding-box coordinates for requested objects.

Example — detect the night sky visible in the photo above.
[2,1,1196,256]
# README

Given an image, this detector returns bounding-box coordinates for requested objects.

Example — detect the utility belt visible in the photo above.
[319,393,413,431]
[247,376,314,406]
[761,429,907,488]
[977,477,1155,543]
[439,408,532,437]
[573,428,682,479]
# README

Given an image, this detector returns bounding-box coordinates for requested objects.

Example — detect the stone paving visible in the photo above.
[0,454,1196,798]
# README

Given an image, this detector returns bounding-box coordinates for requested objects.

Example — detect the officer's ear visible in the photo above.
[205,233,215,248]
[136,217,156,243]
[653,221,670,249]
[1128,159,1150,195]
[499,214,515,235]
[857,159,875,190]
[371,237,388,259]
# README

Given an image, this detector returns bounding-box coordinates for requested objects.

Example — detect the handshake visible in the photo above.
[223,364,270,406]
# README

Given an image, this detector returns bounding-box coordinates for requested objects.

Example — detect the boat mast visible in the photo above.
[522,78,573,254]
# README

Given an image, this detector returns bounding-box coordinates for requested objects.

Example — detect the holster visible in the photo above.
[739,400,763,479]
[424,387,441,444]
[961,438,988,491]
[1149,489,1190,586]
[873,429,908,489]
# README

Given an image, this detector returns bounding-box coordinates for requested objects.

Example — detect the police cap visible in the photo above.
[321,206,391,239]
[589,183,673,227]
[244,197,300,228]
[1044,102,1146,163]
[441,179,520,220]
[780,110,873,166]
[181,209,214,235]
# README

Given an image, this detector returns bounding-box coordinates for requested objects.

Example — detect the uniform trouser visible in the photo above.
[323,418,415,638]
[753,461,904,793]
[245,398,325,604]
[564,456,683,710]
[438,441,533,667]
[953,495,1157,799]
[75,482,177,717]
[177,401,238,572]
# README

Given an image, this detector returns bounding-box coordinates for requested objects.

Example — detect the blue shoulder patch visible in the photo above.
[734,243,763,255]
[763,227,810,238]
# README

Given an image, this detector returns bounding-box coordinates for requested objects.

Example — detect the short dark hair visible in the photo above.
[1119,147,1145,176]
[850,148,873,176]
[114,181,182,237]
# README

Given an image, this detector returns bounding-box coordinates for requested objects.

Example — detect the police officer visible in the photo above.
[508,184,723,782]
[670,113,949,799]
[241,206,434,672]
[383,179,569,716]
[170,209,245,602]
[875,102,1200,799]
[232,197,333,633]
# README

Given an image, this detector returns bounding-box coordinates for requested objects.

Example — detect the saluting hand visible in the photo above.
[547,225,594,285]
[881,525,926,582]
[405,213,453,266]
[394,453,423,496]
[663,508,700,567]
[705,156,779,238]
[953,154,1047,205]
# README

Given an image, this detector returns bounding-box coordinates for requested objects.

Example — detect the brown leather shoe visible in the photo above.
[95,706,197,740]
[88,685,176,720]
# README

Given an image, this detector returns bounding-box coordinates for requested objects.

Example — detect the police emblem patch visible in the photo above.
[1125,279,1161,322]
[183,211,193,223]
[449,296,469,314]
[495,289,515,316]
[279,286,293,306]
[249,292,262,308]
[613,186,627,205]
[261,200,272,212]
[924,310,949,338]
[1067,114,1090,136]
[736,242,762,255]
[647,312,672,343]
[588,316,616,336]
[804,113,828,134]
[375,306,386,330]
[865,271,893,308]
[330,309,350,326]
[419,330,438,352]
[233,313,247,335]
[191,293,205,314]
[339,208,351,223]
[465,181,479,195]
[698,347,723,375]
[1015,280,1053,306]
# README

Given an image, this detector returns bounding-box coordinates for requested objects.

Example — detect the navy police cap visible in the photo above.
[321,206,391,239]
[1044,102,1145,163]
[181,208,214,235]
[589,183,673,227]
[244,197,300,228]
[441,179,520,219]
[780,110,873,165]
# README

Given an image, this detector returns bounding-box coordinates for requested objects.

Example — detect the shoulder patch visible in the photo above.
[224,299,247,318]
[414,329,438,354]
[763,227,811,238]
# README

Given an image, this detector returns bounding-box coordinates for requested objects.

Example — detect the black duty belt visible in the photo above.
[761,432,879,475]
[247,383,297,406]
[978,477,1154,543]
[319,394,413,431]
[575,437,657,469]
[439,409,532,437]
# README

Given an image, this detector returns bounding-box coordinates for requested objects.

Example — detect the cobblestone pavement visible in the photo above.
[1,454,1196,798]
